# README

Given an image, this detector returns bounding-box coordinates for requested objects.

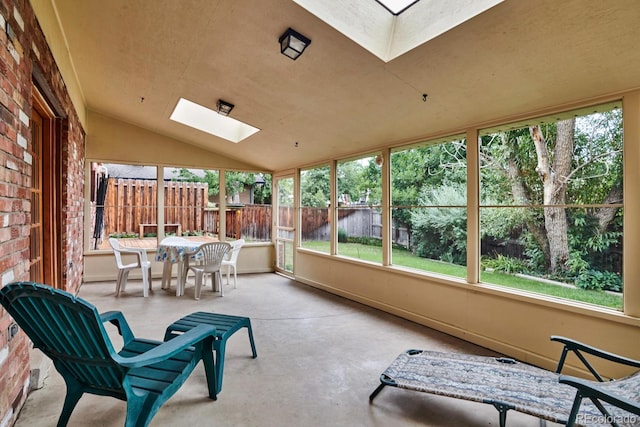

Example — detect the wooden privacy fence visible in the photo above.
[203,205,272,241]
[301,207,408,247]
[96,178,272,241]
[101,178,208,237]
[95,178,403,245]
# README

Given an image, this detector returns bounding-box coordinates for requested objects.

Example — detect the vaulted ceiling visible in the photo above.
[46,0,640,171]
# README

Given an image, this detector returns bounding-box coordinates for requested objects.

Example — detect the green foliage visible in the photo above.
[303,108,624,304]
[337,228,348,243]
[347,236,382,246]
[411,183,467,264]
[480,206,528,240]
[252,174,272,204]
[477,107,623,282]
[565,210,623,279]
[391,140,466,228]
[482,255,529,274]
[109,232,138,239]
[172,168,272,204]
[564,251,590,276]
[277,177,294,206]
[522,237,546,272]
[362,157,382,205]
[575,270,622,292]
[337,159,367,202]
[301,166,330,207]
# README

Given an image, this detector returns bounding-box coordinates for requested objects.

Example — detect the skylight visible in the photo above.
[294,0,504,62]
[375,0,419,15]
[170,98,260,143]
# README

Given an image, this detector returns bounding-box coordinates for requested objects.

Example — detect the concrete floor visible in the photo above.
[14,273,559,427]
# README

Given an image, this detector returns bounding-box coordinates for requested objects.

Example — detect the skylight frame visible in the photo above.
[294,0,505,62]
[374,0,420,15]
[170,98,260,144]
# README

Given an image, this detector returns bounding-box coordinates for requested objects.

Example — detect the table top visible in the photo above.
[155,237,202,263]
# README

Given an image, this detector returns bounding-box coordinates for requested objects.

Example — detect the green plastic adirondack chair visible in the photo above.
[0,282,218,427]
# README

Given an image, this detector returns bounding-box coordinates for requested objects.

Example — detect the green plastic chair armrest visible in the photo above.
[115,324,216,368]
[100,310,135,344]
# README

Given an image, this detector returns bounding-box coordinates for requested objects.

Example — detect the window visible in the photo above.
[165,167,216,238]
[390,136,467,277]
[89,162,158,250]
[224,171,272,242]
[300,165,331,253]
[479,102,623,310]
[336,154,382,263]
[88,163,272,251]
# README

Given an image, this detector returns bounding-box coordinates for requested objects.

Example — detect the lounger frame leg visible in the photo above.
[369,383,386,402]
[486,400,515,427]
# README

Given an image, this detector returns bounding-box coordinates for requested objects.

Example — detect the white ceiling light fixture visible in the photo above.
[170,98,260,143]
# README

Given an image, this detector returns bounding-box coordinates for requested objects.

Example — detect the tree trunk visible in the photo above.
[530,119,574,273]
[594,185,623,234]
[505,151,550,265]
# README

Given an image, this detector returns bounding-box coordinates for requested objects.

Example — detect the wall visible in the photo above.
[295,250,640,378]
[293,91,640,380]
[0,1,85,426]
[81,111,276,282]
[86,111,261,170]
[9,0,639,424]
[83,243,275,283]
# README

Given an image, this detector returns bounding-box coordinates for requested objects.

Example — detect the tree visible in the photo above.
[529,119,573,272]
[301,166,330,207]
[337,159,368,204]
[391,140,467,251]
[481,108,623,275]
[172,169,272,204]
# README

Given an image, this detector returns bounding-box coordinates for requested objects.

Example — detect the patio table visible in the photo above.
[156,237,203,296]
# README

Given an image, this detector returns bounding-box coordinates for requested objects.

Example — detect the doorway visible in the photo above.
[274,176,294,274]
[30,86,62,287]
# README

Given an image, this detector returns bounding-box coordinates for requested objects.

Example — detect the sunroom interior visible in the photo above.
[39,0,640,372]
[3,0,640,424]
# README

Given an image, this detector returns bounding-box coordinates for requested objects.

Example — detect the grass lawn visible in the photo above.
[301,241,622,310]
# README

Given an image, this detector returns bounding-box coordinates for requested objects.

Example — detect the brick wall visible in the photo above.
[0,1,85,426]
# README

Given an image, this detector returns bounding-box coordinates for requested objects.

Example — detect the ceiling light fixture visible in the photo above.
[217,99,234,116]
[278,28,311,60]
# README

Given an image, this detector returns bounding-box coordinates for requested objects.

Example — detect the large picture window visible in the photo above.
[390,136,467,277]
[88,162,272,251]
[478,102,623,309]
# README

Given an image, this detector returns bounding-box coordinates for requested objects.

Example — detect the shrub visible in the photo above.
[108,232,138,239]
[338,228,348,243]
[482,254,529,274]
[575,270,622,292]
[347,236,382,246]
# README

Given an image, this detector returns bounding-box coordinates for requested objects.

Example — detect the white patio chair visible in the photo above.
[221,239,245,289]
[185,242,231,299]
[109,238,153,297]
